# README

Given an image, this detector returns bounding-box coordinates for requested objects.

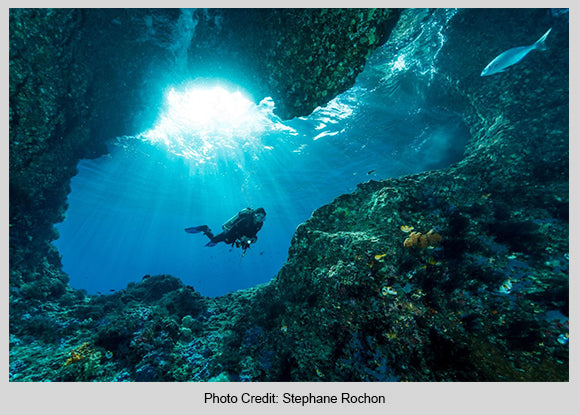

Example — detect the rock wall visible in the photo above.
[9,8,568,382]
[9,9,182,300]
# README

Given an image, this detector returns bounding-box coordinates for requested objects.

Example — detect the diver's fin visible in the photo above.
[205,241,218,247]
[185,226,208,234]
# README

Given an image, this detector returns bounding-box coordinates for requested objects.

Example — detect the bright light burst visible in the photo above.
[140,85,293,162]
[391,54,408,72]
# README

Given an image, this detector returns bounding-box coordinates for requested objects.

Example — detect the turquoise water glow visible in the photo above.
[54,21,470,297]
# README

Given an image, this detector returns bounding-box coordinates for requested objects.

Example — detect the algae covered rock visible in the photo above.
[9,9,181,298]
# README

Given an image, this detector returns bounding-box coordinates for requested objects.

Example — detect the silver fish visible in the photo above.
[481,28,552,76]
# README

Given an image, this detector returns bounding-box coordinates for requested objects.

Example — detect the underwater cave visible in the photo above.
[53,30,472,297]
[9,8,569,385]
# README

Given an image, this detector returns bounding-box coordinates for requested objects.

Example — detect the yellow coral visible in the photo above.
[403,229,442,248]
[64,342,94,366]
[403,231,420,248]
[425,230,441,247]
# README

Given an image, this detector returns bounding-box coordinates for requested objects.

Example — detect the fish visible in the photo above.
[498,279,513,294]
[557,333,569,345]
[381,286,397,297]
[481,28,552,76]
[427,257,440,266]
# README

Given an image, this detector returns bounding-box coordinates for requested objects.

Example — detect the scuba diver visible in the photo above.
[185,207,266,254]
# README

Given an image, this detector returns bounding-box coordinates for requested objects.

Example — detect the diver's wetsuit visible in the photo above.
[185,207,265,250]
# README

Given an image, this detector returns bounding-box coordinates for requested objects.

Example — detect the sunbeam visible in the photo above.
[139,83,295,164]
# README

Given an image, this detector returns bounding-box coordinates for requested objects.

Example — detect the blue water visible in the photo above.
[54,16,470,297]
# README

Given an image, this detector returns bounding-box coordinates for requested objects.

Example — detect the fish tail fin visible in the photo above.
[534,28,552,51]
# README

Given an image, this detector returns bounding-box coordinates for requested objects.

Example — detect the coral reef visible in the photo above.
[9,8,568,381]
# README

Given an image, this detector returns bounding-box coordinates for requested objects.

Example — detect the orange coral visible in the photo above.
[403,231,420,248]
[403,229,442,248]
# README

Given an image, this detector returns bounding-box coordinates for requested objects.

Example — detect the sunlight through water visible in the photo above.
[139,84,295,162]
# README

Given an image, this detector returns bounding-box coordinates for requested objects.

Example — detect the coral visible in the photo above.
[403,229,442,248]
[64,342,94,366]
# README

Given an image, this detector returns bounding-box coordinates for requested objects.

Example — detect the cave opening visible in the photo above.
[53,18,471,298]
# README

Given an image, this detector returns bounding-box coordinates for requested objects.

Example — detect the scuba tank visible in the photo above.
[222,207,253,232]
